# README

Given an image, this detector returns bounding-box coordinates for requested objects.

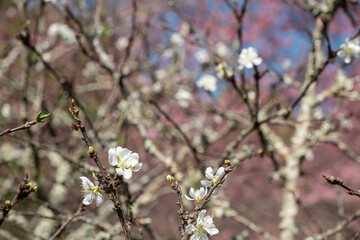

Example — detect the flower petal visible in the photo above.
[189,188,195,198]
[197,210,206,225]
[123,168,133,179]
[185,224,196,233]
[116,167,125,176]
[108,147,118,166]
[215,167,225,178]
[96,193,104,207]
[201,180,211,188]
[83,191,94,205]
[118,147,131,161]
[127,153,139,166]
[133,163,142,172]
[185,194,195,201]
[80,176,94,189]
[204,224,219,236]
[205,167,213,180]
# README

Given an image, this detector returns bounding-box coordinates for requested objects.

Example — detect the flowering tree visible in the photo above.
[1,0,360,239]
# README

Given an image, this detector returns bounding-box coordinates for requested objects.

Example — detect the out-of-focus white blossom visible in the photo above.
[81,61,100,78]
[116,37,129,50]
[335,70,355,91]
[195,49,210,64]
[154,69,166,80]
[79,176,104,207]
[238,47,262,70]
[247,91,256,101]
[216,62,233,79]
[282,59,292,70]
[1,103,11,118]
[185,210,219,240]
[175,89,192,108]
[48,23,76,44]
[201,167,224,195]
[196,74,217,92]
[170,33,184,47]
[185,187,207,203]
[216,42,228,57]
[337,38,360,64]
[152,82,163,93]
[108,146,142,179]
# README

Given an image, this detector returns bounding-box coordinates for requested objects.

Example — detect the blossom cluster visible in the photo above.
[79,146,142,207]
[182,166,224,239]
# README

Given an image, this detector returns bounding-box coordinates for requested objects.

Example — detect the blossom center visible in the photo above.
[212,176,218,184]
[196,224,205,234]
[90,186,100,195]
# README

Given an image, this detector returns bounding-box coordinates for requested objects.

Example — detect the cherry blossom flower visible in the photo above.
[116,37,129,50]
[108,146,142,179]
[201,167,224,195]
[48,23,76,44]
[195,49,210,64]
[337,38,360,64]
[170,33,184,47]
[196,74,217,92]
[175,89,193,108]
[79,176,104,207]
[185,210,219,240]
[185,187,207,203]
[238,47,262,70]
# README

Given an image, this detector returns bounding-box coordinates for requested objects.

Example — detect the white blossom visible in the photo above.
[195,49,210,64]
[116,37,129,50]
[337,38,360,64]
[175,89,193,108]
[216,42,228,57]
[238,47,262,70]
[154,69,166,80]
[170,33,184,47]
[215,62,233,79]
[196,74,217,92]
[108,146,142,179]
[201,167,224,195]
[79,176,104,207]
[185,210,219,240]
[185,187,207,203]
[48,23,76,44]
[1,103,11,118]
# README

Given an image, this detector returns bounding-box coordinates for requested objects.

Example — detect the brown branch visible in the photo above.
[0,120,37,137]
[68,100,131,239]
[17,27,106,150]
[322,174,360,198]
[169,179,188,237]
[307,208,360,240]
[0,174,36,226]
[48,203,85,240]
[149,99,203,168]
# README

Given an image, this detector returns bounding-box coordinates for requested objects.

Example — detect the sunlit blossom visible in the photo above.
[108,146,142,179]
[337,38,360,64]
[79,176,104,207]
[185,210,219,240]
[196,74,217,92]
[170,32,184,47]
[195,49,210,64]
[185,187,207,203]
[201,167,224,195]
[238,47,262,70]
[48,23,76,44]
[175,89,193,108]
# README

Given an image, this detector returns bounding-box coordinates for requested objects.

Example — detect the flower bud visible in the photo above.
[166,175,174,183]
[88,146,94,154]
